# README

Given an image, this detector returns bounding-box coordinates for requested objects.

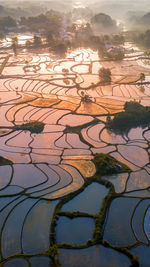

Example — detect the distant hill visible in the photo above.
[126,11,150,30]
[89,0,150,19]
[140,12,150,25]
[0,4,46,18]
[0,1,73,18]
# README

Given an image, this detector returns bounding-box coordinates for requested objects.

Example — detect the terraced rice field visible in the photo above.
[0,36,150,266]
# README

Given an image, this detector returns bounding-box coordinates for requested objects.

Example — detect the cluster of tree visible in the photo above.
[126,12,150,40]
[65,22,93,50]
[99,67,111,83]
[80,91,92,102]
[116,51,125,61]
[51,42,68,56]
[111,34,125,45]
[128,12,150,30]
[93,153,130,175]
[20,10,63,36]
[91,13,118,34]
[0,16,16,34]
[89,35,105,54]
[0,16,17,38]
[0,7,125,60]
[14,121,45,134]
[33,35,42,47]
[107,49,125,60]
[106,101,150,134]
[72,22,93,38]
[138,12,150,26]
[89,34,124,60]
[128,30,150,48]
[75,35,106,58]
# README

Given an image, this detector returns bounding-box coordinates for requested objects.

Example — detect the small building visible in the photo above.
[105,40,114,50]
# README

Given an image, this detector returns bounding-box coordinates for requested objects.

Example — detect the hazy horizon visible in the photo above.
[1,0,149,15]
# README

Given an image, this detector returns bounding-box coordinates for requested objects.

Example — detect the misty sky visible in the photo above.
[1,0,150,16]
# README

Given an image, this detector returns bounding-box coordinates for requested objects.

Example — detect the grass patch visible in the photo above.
[14,121,45,134]
[106,101,150,135]
[46,244,59,258]
[0,156,13,166]
[58,211,94,219]
[93,153,130,176]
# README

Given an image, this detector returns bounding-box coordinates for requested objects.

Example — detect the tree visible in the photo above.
[25,40,32,48]
[99,67,111,83]
[0,16,16,31]
[91,13,118,34]
[33,35,42,47]
[139,73,145,83]
[112,34,124,45]
[81,94,92,102]
[124,101,145,113]
[113,50,124,60]
[12,36,18,55]
[53,43,67,56]
[0,31,4,39]
[91,13,115,27]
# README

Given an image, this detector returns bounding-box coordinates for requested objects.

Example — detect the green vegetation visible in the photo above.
[139,85,145,93]
[139,72,145,83]
[0,16,16,37]
[99,67,111,84]
[20,10,62,36]
[112,34,125,45]
[91,13,118,33]
[47,244,59,258]
[12,36,18,55]
[84,34,124,60]
[50,176,115,245]
[106,101,150,134]
[0,5,141,267]
[0,156,13,166]
[140,12,150,26]
[0,151,136,266]
[50,174,139,266]
[93,153,130,175]
[50,153,130,249]
[33,35,42,47]
[81,91,92,102]
[127,29,150,49]
[14,121,45,134]
[0,16,16,30]
[129,12,150,32]
[107,49,125,61]
[58,211,94,219]
[52,43,68,56]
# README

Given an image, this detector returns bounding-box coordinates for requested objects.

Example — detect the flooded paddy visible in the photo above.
[56,216,95,245]
[61,182,109,213]
[59,246,131,267]
[0,35,150,266]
